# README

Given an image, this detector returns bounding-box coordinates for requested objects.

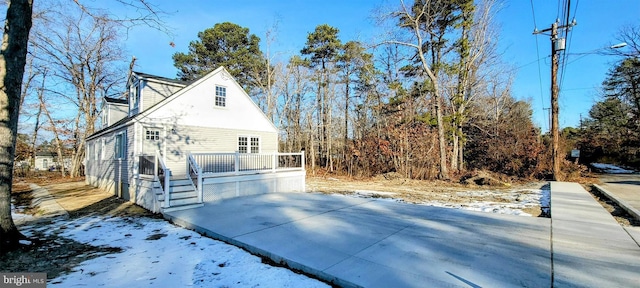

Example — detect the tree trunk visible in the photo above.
[451,134,458,171]
[0,0,33,254]
[344,73,350,174]
[41,95,66,177]
[434,88,449,180]
[326,79,333,172]
[31,86,44,169]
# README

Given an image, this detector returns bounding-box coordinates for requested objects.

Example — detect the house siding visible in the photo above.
[85,125,133,199]
[107,102,128,127]
[34,155,54,171]
[85,67,296,211]
[147,69,277,133]
[159,124,278,175]
[141,80,183,112]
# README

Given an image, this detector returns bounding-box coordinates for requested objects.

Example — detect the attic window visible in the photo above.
[215,86,226,107]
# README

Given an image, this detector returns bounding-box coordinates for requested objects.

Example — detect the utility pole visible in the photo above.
[534,19,576,181]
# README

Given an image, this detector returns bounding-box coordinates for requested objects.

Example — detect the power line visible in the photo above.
[558,0,578,98]
[531,0,548,131]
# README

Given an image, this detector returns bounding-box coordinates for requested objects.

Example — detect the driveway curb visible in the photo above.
[593,184,640,222]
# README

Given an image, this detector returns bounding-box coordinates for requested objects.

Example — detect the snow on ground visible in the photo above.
[18,216,329,288]
[11,203,35,224]
[350,188,550,217]
[591,163,636,174]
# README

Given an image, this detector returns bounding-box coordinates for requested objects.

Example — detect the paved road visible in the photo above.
[595,173,640,245]
[597,174,640,219]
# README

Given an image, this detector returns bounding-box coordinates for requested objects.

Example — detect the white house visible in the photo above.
[85,67,305,213]
[34,151,71,171]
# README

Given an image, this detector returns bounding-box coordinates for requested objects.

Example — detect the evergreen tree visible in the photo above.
[301,24,342,170]
[172,22,265,91]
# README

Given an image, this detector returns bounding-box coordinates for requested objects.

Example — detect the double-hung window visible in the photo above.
[238,136,259,153]
[115,132,126,159]
[215,86,226,107]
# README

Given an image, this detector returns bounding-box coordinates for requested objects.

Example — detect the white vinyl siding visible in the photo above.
[158,125,276,175]
[149,67,278,133]
[107,102,128,127]
[94,141,99,160]
[101,138,106,160]
[141,80,183,112]
[85,125,134,199]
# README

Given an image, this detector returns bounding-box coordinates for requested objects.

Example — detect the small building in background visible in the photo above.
[34,151,71,171]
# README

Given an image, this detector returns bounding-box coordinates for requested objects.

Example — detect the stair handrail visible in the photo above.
[187,153,203,203]
[156,150,171,208]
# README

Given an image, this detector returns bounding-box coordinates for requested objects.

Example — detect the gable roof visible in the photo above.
[87,66,277,141]
[104,96,128,104]
[132,71,191,86]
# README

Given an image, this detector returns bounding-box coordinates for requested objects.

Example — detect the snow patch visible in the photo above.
[354,190,397,197]
[591,163,636,174]
[19,216,329,287]
[11,203,35,224]
[348,188,548,217]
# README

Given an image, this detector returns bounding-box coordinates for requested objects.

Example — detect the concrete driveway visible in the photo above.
[164,182,640,287]
[165,193,552,287]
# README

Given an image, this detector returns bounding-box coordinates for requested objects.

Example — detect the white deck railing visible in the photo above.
[190,152,305,176]
[187,153,203,203]
[138,152,171,208]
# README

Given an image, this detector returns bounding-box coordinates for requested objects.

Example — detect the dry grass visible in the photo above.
[2,176,159,279]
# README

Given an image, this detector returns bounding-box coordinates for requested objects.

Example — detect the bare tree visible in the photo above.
[1,0,167,254]
[40,82,67,176]
[450,0,499,172]
[610,23,640,58]
[250,21,280,121]
[384,0,460,179]
[31,8,125,177]
[279,55,311,153]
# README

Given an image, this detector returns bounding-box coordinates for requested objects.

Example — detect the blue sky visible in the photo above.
[123,0,640,132]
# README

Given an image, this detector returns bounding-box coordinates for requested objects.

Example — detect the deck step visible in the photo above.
[162,203,204,213]
[170,196,199,206]
[171,190,198,199]
[169,184,195,193]
[170,179,193,186]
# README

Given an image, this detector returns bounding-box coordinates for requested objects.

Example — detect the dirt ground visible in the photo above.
[306,174,548,216]
[2,176,158,279]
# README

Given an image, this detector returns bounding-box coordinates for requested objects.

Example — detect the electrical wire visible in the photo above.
[531,0,548,131]
[558,0,577,97]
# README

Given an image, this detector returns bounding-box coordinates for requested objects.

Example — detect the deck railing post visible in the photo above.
[301,151,305,170]
[235,151,240,174]
[153,155,158,180]
[197,167,203,203]
[163,168,171,208]
[272,152,277,173]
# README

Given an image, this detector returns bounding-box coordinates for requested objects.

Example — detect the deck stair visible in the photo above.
[157,176,203,212]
